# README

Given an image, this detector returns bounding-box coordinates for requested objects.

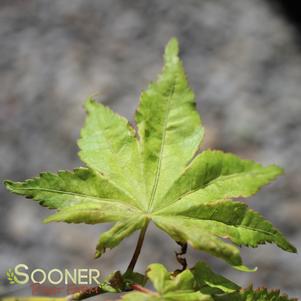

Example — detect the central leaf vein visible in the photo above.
[147,79,176,212]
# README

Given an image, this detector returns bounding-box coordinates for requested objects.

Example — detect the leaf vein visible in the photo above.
[147,77,176,211]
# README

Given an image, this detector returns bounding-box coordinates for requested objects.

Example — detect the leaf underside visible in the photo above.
[4,38,297,270]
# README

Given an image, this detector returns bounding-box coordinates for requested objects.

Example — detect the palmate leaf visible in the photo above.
[4,38,296,270]
[119,261,240,301]
[119,263,213,301]
[119,263,297,301]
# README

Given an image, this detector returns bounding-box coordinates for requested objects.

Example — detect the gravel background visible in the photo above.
[0,0,300,299]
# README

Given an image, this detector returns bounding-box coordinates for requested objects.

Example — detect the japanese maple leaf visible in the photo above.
[4,38,296,271]
[119,262,296,301]
[119,262,225,301]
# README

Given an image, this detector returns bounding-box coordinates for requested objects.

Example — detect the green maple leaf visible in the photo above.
[120,263,214,301]
[119,263,297,301]
[119,261,240,301]
[4,38,296,271]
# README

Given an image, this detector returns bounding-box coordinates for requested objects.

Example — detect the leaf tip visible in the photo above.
[84,96,97,111]
[95,249,104,259]
[4,180,23,195]
[164,37,179,63]
[43,216,55,224]
[270,164,284,176]
[4,180,14,191]
[234,265,257,273]
[288,243,298,254]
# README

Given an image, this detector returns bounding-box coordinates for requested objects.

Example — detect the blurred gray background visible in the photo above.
[0,0,300,299]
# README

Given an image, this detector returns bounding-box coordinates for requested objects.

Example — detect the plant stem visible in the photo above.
[126,221,149,272]
[67,286,104,301]
[66,222,149,300]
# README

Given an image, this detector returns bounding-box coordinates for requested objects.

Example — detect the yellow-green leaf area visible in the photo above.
[4,38,296,271]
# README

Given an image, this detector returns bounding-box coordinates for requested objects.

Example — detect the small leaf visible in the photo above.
[192,261,240,294]
[146,264,171,294]
[119,263,213,301]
